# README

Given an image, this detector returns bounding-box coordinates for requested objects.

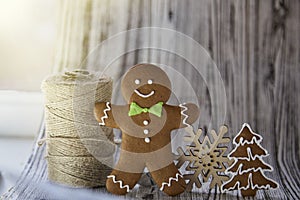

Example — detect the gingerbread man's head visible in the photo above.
[121,64,171,107]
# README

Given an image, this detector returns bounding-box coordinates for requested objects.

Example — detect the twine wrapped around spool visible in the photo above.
[41,70,115,188]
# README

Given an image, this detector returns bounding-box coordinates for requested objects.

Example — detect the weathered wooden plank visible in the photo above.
[2,0,299,199]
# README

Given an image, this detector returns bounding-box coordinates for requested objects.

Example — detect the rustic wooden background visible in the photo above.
[3,0,299,199]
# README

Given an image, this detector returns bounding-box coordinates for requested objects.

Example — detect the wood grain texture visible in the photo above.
[3,0,299,199]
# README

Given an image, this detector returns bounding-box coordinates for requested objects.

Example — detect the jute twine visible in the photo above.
[41,70,115,188]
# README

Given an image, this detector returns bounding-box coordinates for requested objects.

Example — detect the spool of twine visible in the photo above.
[41,70,115,188]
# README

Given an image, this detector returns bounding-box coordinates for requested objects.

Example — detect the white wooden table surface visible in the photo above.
[0,138,34,195]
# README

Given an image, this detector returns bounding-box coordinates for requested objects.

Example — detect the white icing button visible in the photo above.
[143,129,149,134]
[145,137,150,143]
[143,120,149,125]
[135,79,140,85]
[148,79,153,84]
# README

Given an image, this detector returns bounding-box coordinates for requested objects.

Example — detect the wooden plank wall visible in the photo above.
[4,0,299,199]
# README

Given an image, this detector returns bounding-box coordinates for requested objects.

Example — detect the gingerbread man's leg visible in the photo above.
[106,169,142,195]
[149,163,186,196]
[106,151,145,195]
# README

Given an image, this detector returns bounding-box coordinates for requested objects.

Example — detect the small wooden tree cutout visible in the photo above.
[176,125,232,191]
[221,123,278,197]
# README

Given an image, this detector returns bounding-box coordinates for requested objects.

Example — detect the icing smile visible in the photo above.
[134,89,155,98]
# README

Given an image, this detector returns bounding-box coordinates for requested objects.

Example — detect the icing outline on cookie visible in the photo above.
[227,160,273,176]
[234,123,263,146]
[99,102,111,126]
[179,103,190,126]
[134,89,155,98]
[107,175,130,192]
[222,168,278,192]
[160,173,183,191]
[228,124,268,160]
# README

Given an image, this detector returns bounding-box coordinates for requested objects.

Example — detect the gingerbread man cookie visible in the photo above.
[94,64,199,196]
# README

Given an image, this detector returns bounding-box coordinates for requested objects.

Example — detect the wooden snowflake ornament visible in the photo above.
[176,125,232,191]
[221,123,279,197]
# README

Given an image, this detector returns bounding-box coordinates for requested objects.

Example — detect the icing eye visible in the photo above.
[135,79,141,85]
[147,79,153,84]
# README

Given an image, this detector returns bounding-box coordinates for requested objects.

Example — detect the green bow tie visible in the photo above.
[128,102,163,117]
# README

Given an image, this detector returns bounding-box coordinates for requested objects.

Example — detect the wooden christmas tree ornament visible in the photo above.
[221,123,278,197]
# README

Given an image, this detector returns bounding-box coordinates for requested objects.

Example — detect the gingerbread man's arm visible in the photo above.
[178,103,199,128]
[167,103,199,129]
[94,102,119,128]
